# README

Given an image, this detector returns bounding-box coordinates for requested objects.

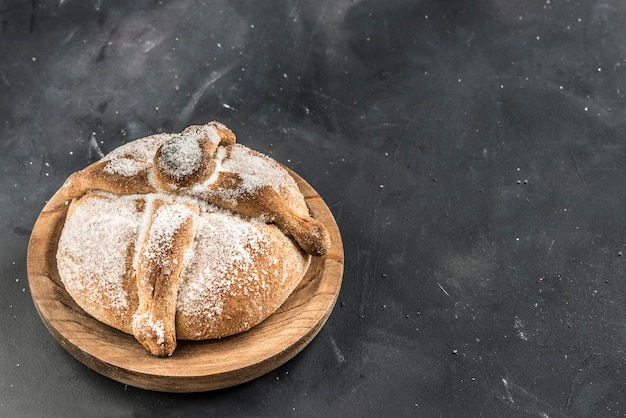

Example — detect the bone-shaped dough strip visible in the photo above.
[131,199,198,356]
[62,121,234,199]
[202,172,330,256]
[62,157,156,200]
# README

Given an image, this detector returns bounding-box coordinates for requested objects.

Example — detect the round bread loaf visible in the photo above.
[56,122,330,356]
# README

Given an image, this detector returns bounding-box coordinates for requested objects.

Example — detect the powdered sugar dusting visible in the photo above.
[132,313,165,345]
[177,208,266,318]
[106,133,171,162]
[57,194,142,312]
[204,146,227,185]
[147,204,194,251]
[205,125,221,146]
[221,145,292,195]
[157,135,203,179]
[138,202,195,280]
[197,144,307,216]
[103,157,146,177]
[58,191,310,340]
[58,124,315,342]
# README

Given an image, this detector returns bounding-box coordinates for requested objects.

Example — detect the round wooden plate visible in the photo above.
[27,170,343,393]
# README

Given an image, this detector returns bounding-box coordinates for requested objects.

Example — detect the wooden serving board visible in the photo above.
[27,170,343,392]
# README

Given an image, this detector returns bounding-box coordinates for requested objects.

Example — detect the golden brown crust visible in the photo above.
[57,193,311,353]
[56,122,322,356]
[63,157,155,200]
[182,121,236,147]
[174,216,310,340]
[204,175,330,256]
[132,200,198,356]
[58,194,142,332]
[60,123,330,257]
[152,136,217,191]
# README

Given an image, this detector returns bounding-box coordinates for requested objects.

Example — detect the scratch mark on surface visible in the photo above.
[500,376,566,417]
[143,35,167,54]
[565,367,583,409]
[87,131,104,160]
[296,86,358,111]
[0,70,10,87]
[502,378,515,403]
[569,147,594,204]
[437,282,452,299]
[547,239,555,256]
[288,2,300,23]
[176,65,234,126]
[62,26,79,45]
[329,336,346,364]
[566,380,575,408]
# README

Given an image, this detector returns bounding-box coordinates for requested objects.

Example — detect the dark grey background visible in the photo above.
[2,0,626,416]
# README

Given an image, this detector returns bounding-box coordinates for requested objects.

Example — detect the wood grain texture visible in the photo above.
[27,169,343,392]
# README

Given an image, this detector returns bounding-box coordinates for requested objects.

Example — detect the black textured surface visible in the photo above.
[3,0,626,416]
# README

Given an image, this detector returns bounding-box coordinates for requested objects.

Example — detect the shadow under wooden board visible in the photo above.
[27,169,344,393]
